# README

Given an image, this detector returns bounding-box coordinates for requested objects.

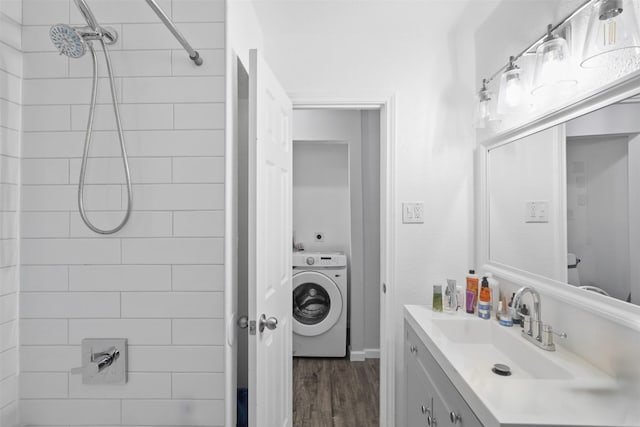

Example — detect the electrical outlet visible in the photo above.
[402,202,424,224]
[525,201,549,223]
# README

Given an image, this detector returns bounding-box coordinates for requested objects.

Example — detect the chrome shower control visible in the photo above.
[71,338,127,384]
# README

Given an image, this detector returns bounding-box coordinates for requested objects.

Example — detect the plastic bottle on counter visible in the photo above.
[432,285,443,312]
[465,269,479,314]
[485,272,500,314]
[478,277,491,320]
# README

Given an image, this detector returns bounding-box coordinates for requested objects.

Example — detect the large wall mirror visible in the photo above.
[487,95,640,307]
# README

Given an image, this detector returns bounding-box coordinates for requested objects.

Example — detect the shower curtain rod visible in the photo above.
[144,0,203,65]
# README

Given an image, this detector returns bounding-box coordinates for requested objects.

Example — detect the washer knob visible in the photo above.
[306,257,315,265]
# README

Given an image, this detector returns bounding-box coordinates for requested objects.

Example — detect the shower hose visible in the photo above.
[79,39,132,234]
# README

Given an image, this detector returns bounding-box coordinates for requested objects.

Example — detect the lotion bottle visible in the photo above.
[465,269,479,313]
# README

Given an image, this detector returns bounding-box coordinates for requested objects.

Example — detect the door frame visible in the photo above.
[225,87,398,426]
[292,95,398,427]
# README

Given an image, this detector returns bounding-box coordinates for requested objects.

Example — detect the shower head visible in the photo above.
[50,0,117,55]
[50,24,87,58]
[73,0,99,31]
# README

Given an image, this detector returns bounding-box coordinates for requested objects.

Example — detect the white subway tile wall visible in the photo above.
[19,0,226,425]
[0,0,21,425]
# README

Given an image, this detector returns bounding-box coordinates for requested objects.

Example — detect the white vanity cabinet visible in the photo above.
[405,321,482,427]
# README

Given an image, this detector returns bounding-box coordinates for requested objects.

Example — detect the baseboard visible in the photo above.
[364,348,380,359]
[350,348,380,361]
[349,350,365,361]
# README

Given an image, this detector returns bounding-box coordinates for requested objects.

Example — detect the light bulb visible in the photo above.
[503,75,523,107]
[475,79,496,128]
[497,57,527,114]
[582,0,640,68]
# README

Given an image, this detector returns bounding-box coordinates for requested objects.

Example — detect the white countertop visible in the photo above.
[404,305,640,427]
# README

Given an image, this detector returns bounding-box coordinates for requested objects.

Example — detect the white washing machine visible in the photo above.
[292,252,347,357]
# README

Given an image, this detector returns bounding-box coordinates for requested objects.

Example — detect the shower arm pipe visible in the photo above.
[482,0,594,86]
[144,0,203,65]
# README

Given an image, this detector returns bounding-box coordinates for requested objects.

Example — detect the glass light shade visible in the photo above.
[475,87,496,128]
[581,0,640,68]
[497,67,526,113]
[531,37,578,96]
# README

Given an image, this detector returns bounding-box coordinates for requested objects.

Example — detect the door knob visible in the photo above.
[237,315,249,329]
[259,314,278,333]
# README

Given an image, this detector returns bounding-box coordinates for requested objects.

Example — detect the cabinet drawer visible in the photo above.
[406,322,482,427]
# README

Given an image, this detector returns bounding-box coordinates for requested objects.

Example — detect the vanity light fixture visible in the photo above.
[497,56,526,113]
[582,0,640,68]
[475,0,595,123]
[532,24,577,96]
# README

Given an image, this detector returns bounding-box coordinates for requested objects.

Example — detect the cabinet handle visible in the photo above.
[449,411,461,424]
[421,405,431,415]
[409,344,417,354]
[428,415,437,426]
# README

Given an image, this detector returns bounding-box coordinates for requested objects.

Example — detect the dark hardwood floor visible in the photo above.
[293,358,379,427]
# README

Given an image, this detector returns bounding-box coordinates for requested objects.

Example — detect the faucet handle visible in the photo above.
[541,324,567,348]
[70,362,100,377]
[71,346,120,379]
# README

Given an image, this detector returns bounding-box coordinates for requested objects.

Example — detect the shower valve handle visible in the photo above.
[71,346,119,377]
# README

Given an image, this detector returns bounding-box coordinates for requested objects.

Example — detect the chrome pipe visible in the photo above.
[74,0,99,31]
[144,0,203,66]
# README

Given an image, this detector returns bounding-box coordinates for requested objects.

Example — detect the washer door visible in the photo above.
[292,271,343,337]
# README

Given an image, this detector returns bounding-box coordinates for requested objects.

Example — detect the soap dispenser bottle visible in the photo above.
[478,277,491,319]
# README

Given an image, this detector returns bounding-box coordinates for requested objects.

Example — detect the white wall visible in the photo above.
[18,1,226,425]
[567,103,640,136]
[0,1,22,425]
[293,109,380,356]
[250,3,485,422]
[488,126,566,281]
[567,136,630,301]
[293,143,351,254]
[361,110,381,353]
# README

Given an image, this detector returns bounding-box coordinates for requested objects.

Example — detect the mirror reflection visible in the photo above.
[488,96,640,306]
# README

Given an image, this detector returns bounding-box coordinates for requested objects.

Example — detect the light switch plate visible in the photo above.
[402,202,424,224]
[80,338,127,385]
[525,201,549,223]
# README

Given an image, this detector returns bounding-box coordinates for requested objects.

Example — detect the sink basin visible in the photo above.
[432,317,573,380]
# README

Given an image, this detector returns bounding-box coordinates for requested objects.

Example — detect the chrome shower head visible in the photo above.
[50,0,118,57]
[50,24,87,58]
[74,0,99,30]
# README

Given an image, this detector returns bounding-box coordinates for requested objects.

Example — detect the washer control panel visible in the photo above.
[293,252,347,268]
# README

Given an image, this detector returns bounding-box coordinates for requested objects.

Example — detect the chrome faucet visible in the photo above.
[512,286,565,351]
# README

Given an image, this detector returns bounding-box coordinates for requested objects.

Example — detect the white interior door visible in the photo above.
[248,48,293,427]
